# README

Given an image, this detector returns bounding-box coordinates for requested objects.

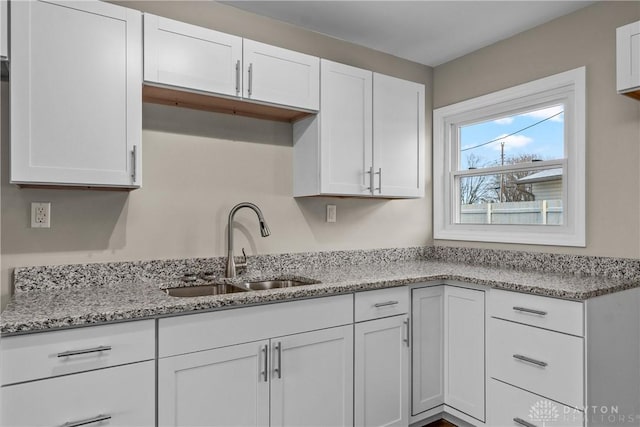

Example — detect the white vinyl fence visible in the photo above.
[460,200,563,225]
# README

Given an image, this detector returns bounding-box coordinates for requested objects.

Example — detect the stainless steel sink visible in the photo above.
[238,279,313,291]
[163,278,319,297]
[164,284,247,297]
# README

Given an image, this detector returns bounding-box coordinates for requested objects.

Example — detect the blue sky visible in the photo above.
[459,105,564,170]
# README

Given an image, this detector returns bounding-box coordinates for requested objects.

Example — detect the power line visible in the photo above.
[460,111,564,152]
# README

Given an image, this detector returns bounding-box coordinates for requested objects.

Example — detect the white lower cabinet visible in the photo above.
[411,285,445,415]
[489,379,584,427]
[411,285,485,424]
[158,340,270,426]
[157,295,354,427]
[355,315,409,427]
[1,361,154,426]
[159,325,353,427]
[444,286,485,422]
[271,326,354,427]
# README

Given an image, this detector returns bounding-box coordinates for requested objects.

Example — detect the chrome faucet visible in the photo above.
[226,202,270,278]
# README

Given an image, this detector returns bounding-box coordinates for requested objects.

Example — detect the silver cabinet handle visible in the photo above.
[57,345,112,358]
[375,168,382,193]
[366,166,374,193]
[260,344,268,382]
[60,414,111,427]
[247,63,253,97]
[513,417,537,427]
[274,341,282,379]
[513,354,548,367]
[235,60,241,95]
[403,318,410,347]
[374,300,399,308]
[513,306,547,316]
[131,145,137,182]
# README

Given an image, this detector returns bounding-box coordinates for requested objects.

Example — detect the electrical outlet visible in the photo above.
[326,205,337,223]
[31,202,51,228]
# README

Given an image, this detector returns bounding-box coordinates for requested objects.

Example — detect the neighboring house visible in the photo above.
[517,168,563,200]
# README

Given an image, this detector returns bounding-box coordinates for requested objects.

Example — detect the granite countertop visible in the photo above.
[1,257,637,335]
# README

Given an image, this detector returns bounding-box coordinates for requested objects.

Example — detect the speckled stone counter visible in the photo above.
[2,246,639,335]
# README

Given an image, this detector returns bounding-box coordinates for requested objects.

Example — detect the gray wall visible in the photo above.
[433,1,640,258]
[0,1,433,306]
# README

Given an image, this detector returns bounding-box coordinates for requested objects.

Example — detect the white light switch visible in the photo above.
[31,202,51,228]
[326,205,337,223]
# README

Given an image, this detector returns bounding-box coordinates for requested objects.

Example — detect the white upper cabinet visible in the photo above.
[319,60,373,196]
[243,39,320,111]
[373,74,425,198]
[144,13,242,97]
[1,0,7,60]
[617,20,640,96]
[10,0,142,188]
[294,59,425,198]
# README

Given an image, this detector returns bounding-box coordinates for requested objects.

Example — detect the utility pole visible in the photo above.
[500,140,505,202]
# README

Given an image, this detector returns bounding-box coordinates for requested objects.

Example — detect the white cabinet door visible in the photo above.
[617,20,640,93]
[144,13,242,97]
[444,286,485,422]
[243,39,319,111]
[411,285,444,415]
[320,59,373,196]
[271,325,353,427]
[10,0,142,188]
[1,361,154,426]
[355,316,409,427]
[158,340,270,427]
[373,73,425,198]
[0,0,7,60]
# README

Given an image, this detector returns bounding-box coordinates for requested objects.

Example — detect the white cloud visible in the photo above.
[490,134,533,151]
[494,117,514,125]
[520,105,564,122]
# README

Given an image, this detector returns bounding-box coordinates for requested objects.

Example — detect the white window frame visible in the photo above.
[433,67,586,247]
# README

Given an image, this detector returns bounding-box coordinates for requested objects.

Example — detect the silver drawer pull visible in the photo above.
[60,414,111,427]
[513,354,548,367]
[374,300,399,308]
[513,417,537,427]
[403,318,410,347]
[57,345,112,358]
[513,306,547,316]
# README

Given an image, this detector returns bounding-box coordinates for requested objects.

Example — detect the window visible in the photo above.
[433,67,586,246]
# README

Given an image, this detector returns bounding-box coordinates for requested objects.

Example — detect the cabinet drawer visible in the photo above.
[0,320,155,385]
[159,294,353,357]
[488,379,584,427]
[488,318,583,408]
[1,361,155,426]
[489,289,583,336]
[355,287,409,322]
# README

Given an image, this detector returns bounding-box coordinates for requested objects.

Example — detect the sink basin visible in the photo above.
[238,279,317,291]
[163,278,319,297]
[164,284,247,297]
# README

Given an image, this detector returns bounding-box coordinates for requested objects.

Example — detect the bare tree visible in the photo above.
[460,154,493,204]
[492,154,538,202]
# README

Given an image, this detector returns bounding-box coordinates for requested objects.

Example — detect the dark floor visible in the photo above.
[424,420,457,427]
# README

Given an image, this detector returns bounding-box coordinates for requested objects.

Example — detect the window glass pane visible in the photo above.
[458,167,563,225]
[459,105,564,171]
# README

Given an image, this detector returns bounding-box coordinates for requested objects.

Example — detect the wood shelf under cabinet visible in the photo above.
[142,85,315,123]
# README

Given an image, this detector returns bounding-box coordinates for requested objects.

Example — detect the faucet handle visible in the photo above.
[235,248,248,271]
